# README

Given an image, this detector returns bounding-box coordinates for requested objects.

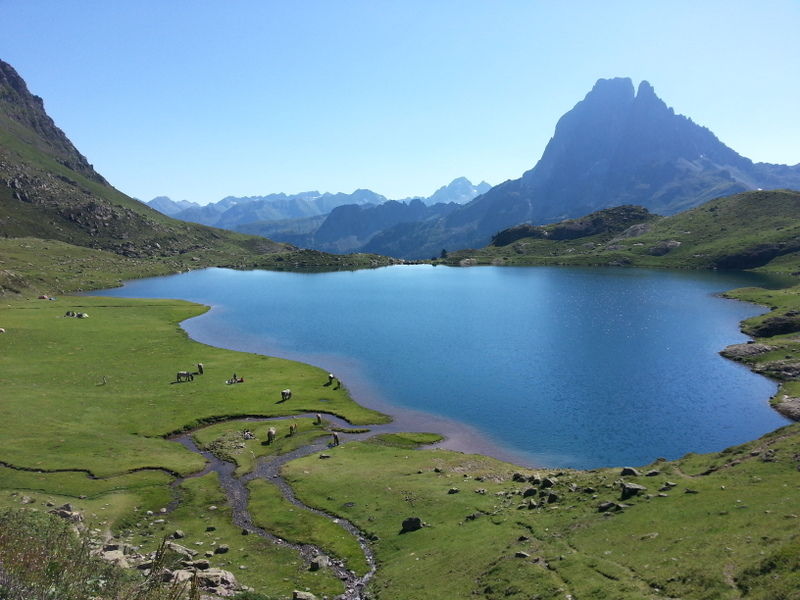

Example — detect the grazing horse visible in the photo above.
[281,389,292,402]
[331,432,340,446]
[288,423,297,436]
[314,413,322,425]
[176,371,194,382]
[267,427,277,444]
[0,328,5,334]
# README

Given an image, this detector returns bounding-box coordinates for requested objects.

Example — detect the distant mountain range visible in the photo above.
[148,78,799,259]
[146,177,491,227]
[0,58,392,295]
[146,177,491,254]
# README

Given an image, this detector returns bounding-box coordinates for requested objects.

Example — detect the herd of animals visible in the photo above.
[172,364,343,447]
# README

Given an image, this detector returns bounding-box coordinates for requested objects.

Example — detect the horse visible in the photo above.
[281,389,292,402]
[176,371,194,382]
[331,432,340,446]
[288,423,297,436]
[267,427,277,444]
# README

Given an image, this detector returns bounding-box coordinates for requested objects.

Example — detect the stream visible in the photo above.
[168,414,398,600]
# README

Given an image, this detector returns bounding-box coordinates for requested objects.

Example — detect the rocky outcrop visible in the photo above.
[720,342,775,360]
[774,396,800,421]
[746,312,800,337]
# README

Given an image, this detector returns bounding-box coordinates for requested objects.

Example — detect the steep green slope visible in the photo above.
[443,189,800,273]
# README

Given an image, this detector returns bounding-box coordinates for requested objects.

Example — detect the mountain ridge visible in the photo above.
[365,77,800,259]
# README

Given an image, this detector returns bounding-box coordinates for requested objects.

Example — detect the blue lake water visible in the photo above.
[95,265,791,469]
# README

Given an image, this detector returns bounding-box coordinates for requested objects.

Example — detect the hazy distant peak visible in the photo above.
[426,176,492,205]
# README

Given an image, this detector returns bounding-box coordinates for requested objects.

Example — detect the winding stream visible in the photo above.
[169,414,394,600]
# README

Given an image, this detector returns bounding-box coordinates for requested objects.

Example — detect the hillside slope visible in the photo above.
[443,189,800,273]
[0,59,394,294]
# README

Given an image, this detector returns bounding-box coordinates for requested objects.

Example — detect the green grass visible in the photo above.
[247,478,370,575]
[0,295,387,478]
[283,426,800,599]
[720,284,800,407]
[127,473,347,598]
[441,190,800,274]
[191,417,330,476]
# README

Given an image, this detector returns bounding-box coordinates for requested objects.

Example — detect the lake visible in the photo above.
[95,265,791,469]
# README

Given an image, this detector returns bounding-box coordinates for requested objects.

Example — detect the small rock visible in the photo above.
[515,551,530,558]
[293,591,318,600]
[214,544,229,554]
[447,487,460,494]
[172,530,185,539]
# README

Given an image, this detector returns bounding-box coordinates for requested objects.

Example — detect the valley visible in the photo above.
[1,53,800,600]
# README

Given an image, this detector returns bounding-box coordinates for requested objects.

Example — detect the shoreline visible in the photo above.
[87,264,797,470]
[176,308,547,468]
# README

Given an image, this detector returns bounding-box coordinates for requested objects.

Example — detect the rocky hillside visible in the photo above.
[0,59,394,294]
[365,78,800,259]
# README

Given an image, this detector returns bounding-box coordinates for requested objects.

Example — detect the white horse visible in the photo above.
[267,427,277,444]
[281,389,292,401]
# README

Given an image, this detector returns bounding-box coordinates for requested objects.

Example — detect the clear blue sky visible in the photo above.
[2,1,798,204]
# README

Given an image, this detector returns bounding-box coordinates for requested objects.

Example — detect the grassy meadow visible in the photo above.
[0,274,799,598]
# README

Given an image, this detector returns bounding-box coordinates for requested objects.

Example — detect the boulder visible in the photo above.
[400,517,423,533]
[213,544,230,554]
[597,501,617,513]
[171,569,195,584]
[620,467,640,477]
[522,487,537,498]
[620,482,647,500]
[196,568,237,589]
[293,592,319,600]
[166,541,197,558]
[49,505,83,523]
[101,550,129,568]
[447,487,460,494]
[540,477,557,488]
[309,555,330,571]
